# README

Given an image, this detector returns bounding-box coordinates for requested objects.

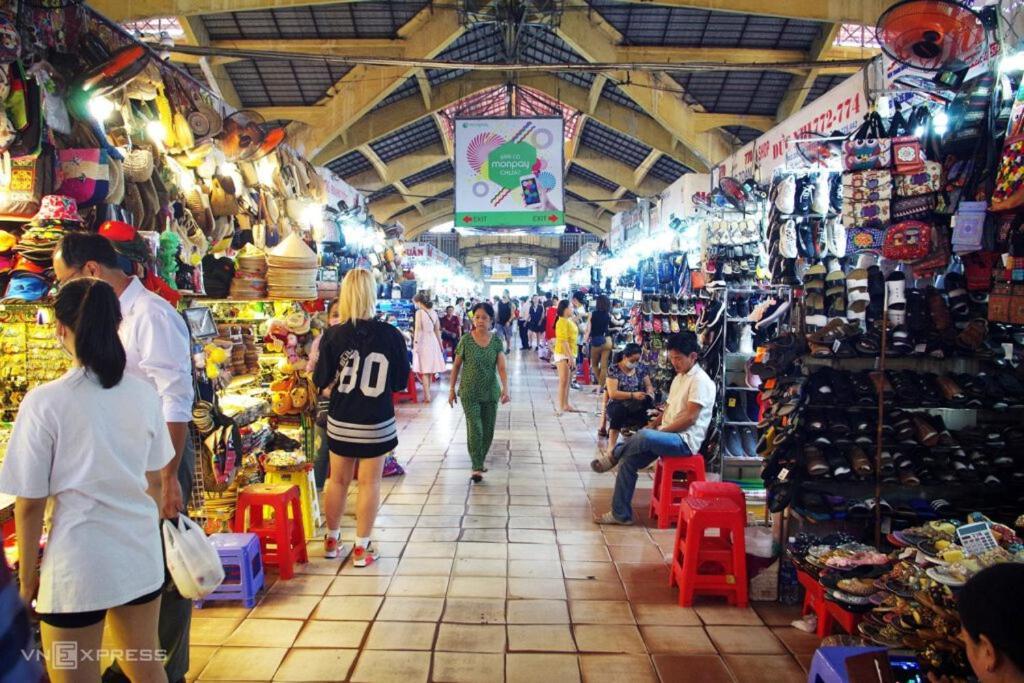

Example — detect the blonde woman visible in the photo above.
[554,299,580,413]
[313,269,410,566]
[412,292,446,403]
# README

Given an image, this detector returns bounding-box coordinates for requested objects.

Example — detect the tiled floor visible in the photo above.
[185,351,815,681]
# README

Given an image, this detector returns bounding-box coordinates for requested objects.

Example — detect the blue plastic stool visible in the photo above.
[194,532,264,608]
[807,646,887,683]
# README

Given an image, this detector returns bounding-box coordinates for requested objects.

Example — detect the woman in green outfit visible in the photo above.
[449,302,511,483]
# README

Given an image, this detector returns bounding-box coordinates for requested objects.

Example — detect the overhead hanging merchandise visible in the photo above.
[719,9,1024,676]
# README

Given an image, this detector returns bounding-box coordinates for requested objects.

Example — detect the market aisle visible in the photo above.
[186,351,814,682]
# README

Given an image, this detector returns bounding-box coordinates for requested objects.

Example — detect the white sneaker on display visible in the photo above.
[739,324,754,355]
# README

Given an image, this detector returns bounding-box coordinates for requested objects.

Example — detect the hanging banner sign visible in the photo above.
[454,117,565,228]
[612,202,650,246]
[714,72,867,184]
[318,168,364,210]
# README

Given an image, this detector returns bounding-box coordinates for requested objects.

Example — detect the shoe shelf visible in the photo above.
[803,354,987,374]
[724,420,759,426]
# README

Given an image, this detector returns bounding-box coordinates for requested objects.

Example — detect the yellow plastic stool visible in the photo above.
[265,465,322,540]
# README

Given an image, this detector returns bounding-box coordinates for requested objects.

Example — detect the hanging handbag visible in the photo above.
[843,112,892,171]
[895,161,942,197]
[951,200,987,253]
[846,226,886,253]
[891,194,936,220]
[841,200,890,228]
[943,72,994,156]
[889,104,925,174]
[56,148,110,207]
[0,152,46,219]
[991,83,1024,212]
[883,220,933,261]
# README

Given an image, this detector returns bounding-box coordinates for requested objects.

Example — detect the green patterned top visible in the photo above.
[455,332,503,403]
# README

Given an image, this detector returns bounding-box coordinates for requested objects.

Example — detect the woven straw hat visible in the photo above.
[123,148,154,183]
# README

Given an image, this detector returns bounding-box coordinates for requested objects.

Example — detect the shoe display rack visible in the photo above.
[630,293,703,398]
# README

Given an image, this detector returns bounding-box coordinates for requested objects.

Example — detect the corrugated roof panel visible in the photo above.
[201,1,427,40]
[805,74,848,106]
[601,81,643,112]
[578,118,652,168]
[326,150,373,178]
[368,185,398,203]
[568,163,619,192]
[723,126,763,144]
[369,117,441,163]
[402,159,454,187]
[648,155,692,184]
[672,71,793,115]
[225,59,351,107]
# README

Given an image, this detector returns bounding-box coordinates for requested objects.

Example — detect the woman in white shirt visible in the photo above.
[0,278,173,683]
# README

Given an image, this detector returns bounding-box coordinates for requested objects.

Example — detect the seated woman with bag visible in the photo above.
[602,343,655,454]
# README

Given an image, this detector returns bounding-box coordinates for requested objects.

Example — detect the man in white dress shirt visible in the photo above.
[54,232,194,683]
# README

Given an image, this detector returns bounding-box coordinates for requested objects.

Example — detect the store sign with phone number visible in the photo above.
[453,117,565,228]
[715,73,866,183]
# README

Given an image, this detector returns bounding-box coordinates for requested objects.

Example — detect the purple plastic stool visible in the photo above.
[807,646,887,683]
[194,532,264,608]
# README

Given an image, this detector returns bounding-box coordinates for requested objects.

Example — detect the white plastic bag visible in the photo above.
[745,526,777,559]
[162,514,225,599]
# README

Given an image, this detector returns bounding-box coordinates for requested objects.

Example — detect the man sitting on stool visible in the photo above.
[591,331,715,525]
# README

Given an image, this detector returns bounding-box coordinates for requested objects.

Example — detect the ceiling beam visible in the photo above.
[94,0,403,22]
[413,68,433,110]
[692,113,775,133]
[300,5,466,160]
[572,148,668,198]
[399,199,612,238]
[565,179,632,214]
[178,16,241,109]
[598,0,890,25]
[777,23,844,122]
[557,4,735,171]
[169,38,407,67]
[633,149,661,186]
[564,120,584,170]
[587,75,608,115]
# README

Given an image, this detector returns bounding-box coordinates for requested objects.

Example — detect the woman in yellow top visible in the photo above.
[554,299,580,413]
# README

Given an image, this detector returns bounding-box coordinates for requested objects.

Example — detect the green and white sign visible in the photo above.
[453,117,564,228]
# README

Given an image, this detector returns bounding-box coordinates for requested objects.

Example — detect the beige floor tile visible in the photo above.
[197,646,287,681]
[443,598,507,624]
[506,653,580,683]
[560,561,619,581]
[507,624,576,652]
[339,557,399,576]
[453,558,508,576]
[695,605,765,626]
[507,560,563,579]
[313,595,383,621]
[448,576,508,599]
[403,541,458,558]
[223,619,302,648]
[556,531,606,545]
[706,626,785,654]
[364,621,437,650]
[559,545,612,562]
[272,648,357,681]
[190,604,252,620]
[376,596,445,622]
[410,528,462,542]
[569,600,636,625]
[565,580,627,601]
[507,543,561,560]
[573,625,647,654]
[190,617,243,646]
[506,598,570,624]
[294,556,345,576]
[754,602,804,626]
[771,627,822,655]
[640,626,716,654]
[327,575,392,596]
[396,557,454,576]
[579,654,659,683]
[723,654,805,683]
[632,604,701,626]
[250,595,320,621]
[508,529,556,544]
[267,574,334,596]
[293,620,368,648]
[436,623,507,653]
[349,650,431,683]
[186,646,218,681]
[461,529,508,543]
[507,577,566,600]
[456,540,507,557]
[432,652,505,683]
[609,544,667,563]
[386,575,450,597]
[653,655,736,683]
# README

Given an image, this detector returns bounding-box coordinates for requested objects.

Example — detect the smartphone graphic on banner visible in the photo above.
[520,174,541,206]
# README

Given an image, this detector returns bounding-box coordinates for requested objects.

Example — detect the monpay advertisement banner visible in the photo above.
[454,117,565,228]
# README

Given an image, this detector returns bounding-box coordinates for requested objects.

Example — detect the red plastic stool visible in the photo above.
[797,568,831,637]
[577,358,591,385]
[233,483,308,579]
[648,456,706,528]
[392,371,418,404]
[668,481,746,585]
[669,497,748,607]
[823,596,863,635]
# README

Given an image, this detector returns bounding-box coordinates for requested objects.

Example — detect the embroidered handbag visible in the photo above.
[990,100,1024,212]
[883,220,932,261]
[841,199,890,228]
[843,113,892,171]
[0,152,46,220]
[846,226,886,253]
[895,161,942,197]
[892,193,936,220]
[889,105,925,174]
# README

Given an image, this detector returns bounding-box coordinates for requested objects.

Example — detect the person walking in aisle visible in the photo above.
[440,304,462,360]
[600,343,655,453]
[449,302,510,483]
[496,291,513,354]
[315,269,410,566]
[411,292,447,403]
[528,295,545,351]
[554,299,580,413]
[544,297,559,362]
[1,279,172,683]
[587,294,614,392]
[53,232,194,682]
[517,296,531,350]
[307,300,342,489]
[591,332,715,525]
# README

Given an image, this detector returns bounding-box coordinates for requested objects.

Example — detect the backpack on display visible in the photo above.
[943,72,994,157]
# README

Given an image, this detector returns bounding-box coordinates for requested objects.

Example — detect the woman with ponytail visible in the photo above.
[0,278,173,683]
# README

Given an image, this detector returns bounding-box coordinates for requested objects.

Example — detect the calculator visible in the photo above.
[957,522,999,556]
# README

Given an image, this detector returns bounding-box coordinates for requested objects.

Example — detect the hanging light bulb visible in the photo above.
[913,125,926,138]
[146,120,166,144]
[88,96,115,122]
[933,111,949,136]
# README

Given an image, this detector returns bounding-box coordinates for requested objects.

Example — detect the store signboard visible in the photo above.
[482,256,536,282]
[319,169,363,210]
[612,202,650,245]
[714,72,867,183]
[659,173,711,229]
[454,117,565,228]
